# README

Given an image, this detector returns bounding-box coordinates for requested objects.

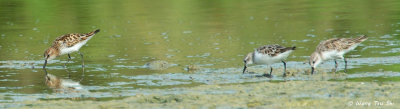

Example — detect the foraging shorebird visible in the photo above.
[43,29,100,74]
[243,44,296,77]
[309,35,368,74]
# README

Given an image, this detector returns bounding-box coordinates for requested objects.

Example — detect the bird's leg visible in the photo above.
[78,52,85,68]
[344,57,347,73]
[79,74,85,82]
[269,67,273,78]
[64,54,71,68]
[334,59,338,73]
[78,51,85,78]
[311,67,315,75]
[65,54,72,78]
[282,61,287,77]
[263,66,273,78]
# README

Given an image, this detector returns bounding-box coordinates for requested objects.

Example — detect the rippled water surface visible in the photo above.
[0,0,400,102]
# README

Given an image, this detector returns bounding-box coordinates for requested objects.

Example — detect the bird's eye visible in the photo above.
[312,61,315,64]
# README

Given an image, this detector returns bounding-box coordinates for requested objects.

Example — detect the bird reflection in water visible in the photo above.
[45,73,88,93]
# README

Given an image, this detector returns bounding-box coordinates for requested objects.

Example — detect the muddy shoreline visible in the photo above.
[2,81,399,109]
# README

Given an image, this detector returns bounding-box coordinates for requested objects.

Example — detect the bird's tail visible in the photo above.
[284,46,296,51]
[355,35,368,42]
[291,46,296,50]
[86,29,100,36]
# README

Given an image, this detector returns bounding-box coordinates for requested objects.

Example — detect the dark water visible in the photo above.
[0,0,400,102]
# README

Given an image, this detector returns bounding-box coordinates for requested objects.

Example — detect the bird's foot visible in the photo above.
[262,74,273,78]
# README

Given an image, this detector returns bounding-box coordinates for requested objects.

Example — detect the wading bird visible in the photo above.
[309,35,368,74]
[243,44,296,77]
[43,29,100,74]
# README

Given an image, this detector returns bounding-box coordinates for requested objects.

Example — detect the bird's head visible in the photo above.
[309,52,322,74]
[44,47,58,60]
[243,52,254,65]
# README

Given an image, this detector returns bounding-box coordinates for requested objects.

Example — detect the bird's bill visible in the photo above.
[311,67,315,75]
[43,59,48,75]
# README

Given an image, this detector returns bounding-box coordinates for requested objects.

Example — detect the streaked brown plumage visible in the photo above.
[256,44,296,56]
[43,29,100,75]
[309,35,368,74]
[44,29,100,59]
[243,44,296,77]
[316,35,368,52]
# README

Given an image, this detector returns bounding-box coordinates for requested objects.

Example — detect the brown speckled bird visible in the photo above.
[43,29,100,74]
[309,35,368,74]
[243,44,296,77]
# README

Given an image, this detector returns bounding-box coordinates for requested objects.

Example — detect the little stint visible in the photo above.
[43,29,100,74]
[309,35,368,74]
[243,44,296,77]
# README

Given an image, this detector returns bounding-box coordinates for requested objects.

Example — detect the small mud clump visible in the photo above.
[145,60,172,70]
[186,65,203,72]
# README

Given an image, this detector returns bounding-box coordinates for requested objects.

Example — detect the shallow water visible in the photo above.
[0,0,400,104]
